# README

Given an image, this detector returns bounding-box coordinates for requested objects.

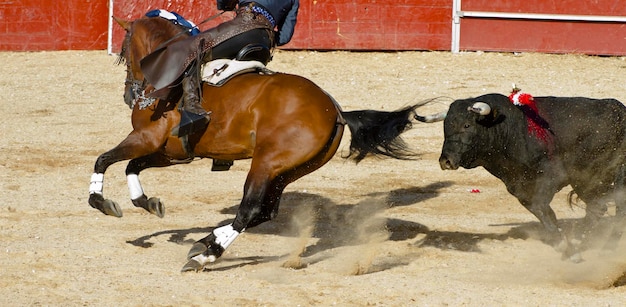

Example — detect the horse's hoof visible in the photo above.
[102,199,123,217]
[187,242,208,260]
[181,259,203,272]
[147,197,164,218]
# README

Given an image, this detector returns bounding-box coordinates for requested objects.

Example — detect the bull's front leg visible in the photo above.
[520,197,582,262]
[604,165,626,250]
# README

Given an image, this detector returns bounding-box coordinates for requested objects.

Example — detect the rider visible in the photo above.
[141,0,300,137]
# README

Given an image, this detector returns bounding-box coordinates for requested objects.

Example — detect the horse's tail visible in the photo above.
[341,104,421,163]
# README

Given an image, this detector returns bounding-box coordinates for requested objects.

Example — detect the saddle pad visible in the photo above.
[202,59,266,85]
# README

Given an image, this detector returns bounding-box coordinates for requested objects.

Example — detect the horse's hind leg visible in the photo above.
[183,173,302,272]
[182,124,344,272]
[181,170,276,272]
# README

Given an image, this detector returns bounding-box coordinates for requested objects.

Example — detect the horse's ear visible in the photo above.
[112,16,131,31]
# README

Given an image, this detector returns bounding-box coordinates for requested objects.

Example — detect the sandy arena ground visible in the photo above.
[1,49,626,306]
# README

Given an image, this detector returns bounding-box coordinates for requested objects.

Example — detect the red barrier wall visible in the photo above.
[462,0,623,15]
[458,0,626,55]
[109,0,452,53]
[286,0,451,50]
[2,0,626,55]
[0,0,109,51]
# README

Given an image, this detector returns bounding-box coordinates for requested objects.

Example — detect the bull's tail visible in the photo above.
[341,104,419,163]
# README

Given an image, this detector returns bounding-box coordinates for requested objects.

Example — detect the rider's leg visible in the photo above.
[172,29,272,138]
[172,63,210,137]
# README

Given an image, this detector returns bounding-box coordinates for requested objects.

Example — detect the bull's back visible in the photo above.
[537,96,626,170]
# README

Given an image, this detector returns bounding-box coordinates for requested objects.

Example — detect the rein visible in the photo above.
[153,11,226,52]
[122,11,227,109]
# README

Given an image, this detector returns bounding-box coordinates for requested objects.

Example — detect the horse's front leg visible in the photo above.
[89,129,168,217]
[89,148,133,218]
[125,152,192,218]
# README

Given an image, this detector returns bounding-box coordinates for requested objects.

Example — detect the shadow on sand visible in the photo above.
[126,181,625,280]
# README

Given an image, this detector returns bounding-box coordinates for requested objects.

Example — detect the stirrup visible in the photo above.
[171,110,211,137]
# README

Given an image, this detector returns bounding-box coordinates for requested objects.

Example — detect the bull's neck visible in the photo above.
[479,119,550,182]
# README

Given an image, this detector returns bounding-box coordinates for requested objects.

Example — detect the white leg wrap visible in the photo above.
[89,173,104,195]
[192,253,216,265]
[213,224,239,250]
[126,174,144,200]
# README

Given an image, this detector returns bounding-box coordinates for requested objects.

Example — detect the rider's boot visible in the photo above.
[171,70,210,137]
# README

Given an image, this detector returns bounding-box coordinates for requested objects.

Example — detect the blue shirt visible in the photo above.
[218,0,299,46]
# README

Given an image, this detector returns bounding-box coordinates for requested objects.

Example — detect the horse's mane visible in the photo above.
[115,16,191,66]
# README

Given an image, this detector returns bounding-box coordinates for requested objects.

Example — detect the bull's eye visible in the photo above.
[463,123,470,129]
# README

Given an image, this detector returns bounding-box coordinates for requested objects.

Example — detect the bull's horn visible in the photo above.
[468,102,491,115]
[414,111,447,123]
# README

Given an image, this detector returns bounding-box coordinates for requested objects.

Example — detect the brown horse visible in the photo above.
[89,15,426,272]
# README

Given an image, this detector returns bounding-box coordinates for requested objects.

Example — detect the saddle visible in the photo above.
[202,44,274,85]
[186,44,275,171]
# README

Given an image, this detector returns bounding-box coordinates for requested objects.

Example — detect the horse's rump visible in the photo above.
[192,72,342,160]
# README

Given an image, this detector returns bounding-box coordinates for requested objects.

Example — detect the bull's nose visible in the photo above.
[439,155,456,170]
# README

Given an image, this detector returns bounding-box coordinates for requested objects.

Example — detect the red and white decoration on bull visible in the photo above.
[508,84,554,154]
[508,84,535,107]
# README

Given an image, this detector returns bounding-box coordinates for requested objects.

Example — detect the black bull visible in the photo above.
[419,93,626,261]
